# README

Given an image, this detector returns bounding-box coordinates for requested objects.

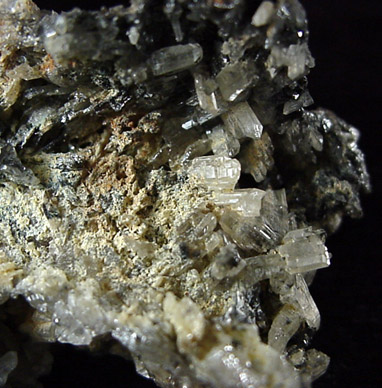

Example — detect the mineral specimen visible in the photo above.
[0,0,370,387]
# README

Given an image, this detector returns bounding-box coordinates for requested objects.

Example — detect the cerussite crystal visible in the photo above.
[0,0,370,387]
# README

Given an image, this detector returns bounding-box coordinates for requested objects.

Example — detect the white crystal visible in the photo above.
[267,43,314,80]
[292,274,321,329]
[213,188,266,217]
[150,44,203,76]
[252,1,275,27]
[128,26,140,45]
[189,156,241,190]
[163,292,206,352]
[194,213,217,239]
[222,101,263,140]
[268,305,302,353]
[277,228,331,274]
[272,273,320,330]
[114,235,156,258]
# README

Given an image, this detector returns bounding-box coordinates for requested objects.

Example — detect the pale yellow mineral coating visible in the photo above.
[0,111,304,386]
[0,108,331,385]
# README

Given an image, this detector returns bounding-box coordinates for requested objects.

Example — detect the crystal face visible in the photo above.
[0,1,370,387]
[222,101,264,140]
[150,44,203,76]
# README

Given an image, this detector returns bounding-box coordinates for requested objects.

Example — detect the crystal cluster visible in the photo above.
[0,1,369,387]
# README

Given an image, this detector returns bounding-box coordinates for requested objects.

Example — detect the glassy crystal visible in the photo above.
[218,189,289,253]
[268,305,302,352]
[277,228,331,274]
[207,125,240,157]
[193,72,219,114]
[216,61,257,102]
[210,243,246,280]
[181,106,222,130]
[150,44,203,76]
[222,101,263,140]
[291,274,321,329]
[303,349,331,381]
[283,91,314,115]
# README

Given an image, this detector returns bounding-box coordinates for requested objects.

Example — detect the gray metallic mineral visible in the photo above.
[0,0,370,387]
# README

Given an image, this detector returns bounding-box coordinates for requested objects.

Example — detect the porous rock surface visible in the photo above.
[0,0,370,387]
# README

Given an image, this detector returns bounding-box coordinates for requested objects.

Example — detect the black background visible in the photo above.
[29,1,382,387]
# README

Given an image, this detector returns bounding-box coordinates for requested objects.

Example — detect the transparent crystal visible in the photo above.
[222,101,263,140]
[181,107,220,130]
[194,72,219,114]
[243,253,286,283]
[207,125,240,157]
[219,212,275,253]
[277,228,331,274]
[177,211,217,243]
[210,243,246,280]
[216,61,257,102]
[164,0,184,42]
[260,189,290,240]
[178,138,212,165]
[205,232,224,254]
[150,44,203,76]
[218,189,289,252]
[161,118,202,166]
[291,274,321,329]
[303,349,330,381]
[283,91,314,115]
[189,156,241,190]
[268,305,302,353]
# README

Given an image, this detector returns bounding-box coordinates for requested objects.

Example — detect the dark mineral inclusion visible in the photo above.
[0,0,370,387]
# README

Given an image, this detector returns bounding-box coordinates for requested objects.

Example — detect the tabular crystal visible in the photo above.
[189,155,241,191]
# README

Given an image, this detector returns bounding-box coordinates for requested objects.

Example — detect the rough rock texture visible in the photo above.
[0,0,370,387]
